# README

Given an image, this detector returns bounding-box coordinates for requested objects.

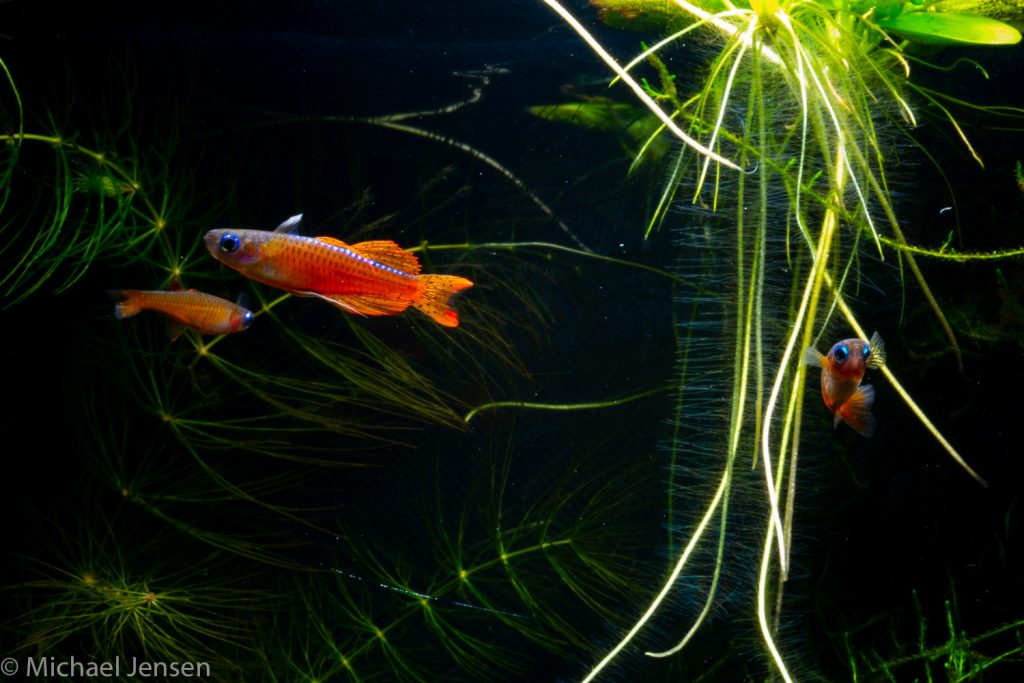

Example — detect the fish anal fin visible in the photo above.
[309,291,411,317]
[412,274,474,327]
[839,384,876,437]
[351,240,422,276]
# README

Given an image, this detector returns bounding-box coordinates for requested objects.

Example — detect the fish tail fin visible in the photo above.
[108,290,143,319]
[412,275,474,327]
[839,384,876,437]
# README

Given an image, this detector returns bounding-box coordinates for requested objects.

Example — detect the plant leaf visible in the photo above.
[878,12,1022,45]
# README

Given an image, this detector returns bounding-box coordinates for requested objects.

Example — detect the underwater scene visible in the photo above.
[2,0,1024,681]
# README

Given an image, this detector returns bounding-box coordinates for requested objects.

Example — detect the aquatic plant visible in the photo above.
[2,502,263,676]
[839,588,1024,681]
[5,4,1019,679]
[536,0,1023,679]
[3,33,699,681]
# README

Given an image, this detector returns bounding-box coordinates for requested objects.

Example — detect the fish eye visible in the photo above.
[241,311,255,328]
[832,343,849,362]
[219,233,241,253]
[862,345,871,360]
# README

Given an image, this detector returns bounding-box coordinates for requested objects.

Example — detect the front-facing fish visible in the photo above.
[203,214,473,327]
[803,331,885,436]
[109,288,254,340]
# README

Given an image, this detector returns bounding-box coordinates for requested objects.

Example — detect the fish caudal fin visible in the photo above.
[838,384,876,437]
[412,275,474,327]
[108,290,143,319]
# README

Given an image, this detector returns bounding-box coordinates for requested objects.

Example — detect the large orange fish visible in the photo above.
[109,288,254,340]
[803,331,885,436]
[203,215,473,327]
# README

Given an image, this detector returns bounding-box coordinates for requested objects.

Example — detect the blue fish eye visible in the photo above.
[833,343,849,362]
[862,345,871,360]
[242,311,255,328]
[220,233,241,253]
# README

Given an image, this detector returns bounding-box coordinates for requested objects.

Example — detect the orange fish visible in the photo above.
[203,214,473,327]
[803,331,885,436]
[109,288,254,340]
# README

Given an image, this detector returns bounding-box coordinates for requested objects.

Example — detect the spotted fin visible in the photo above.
[313,235,353,250]
[837,384,876,437]
[351,240,422,275]
[411,274,474,327]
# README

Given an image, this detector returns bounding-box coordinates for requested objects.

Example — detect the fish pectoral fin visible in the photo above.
[802,347,824,368]
[309,292,411,317]
[867,331,886,368]
[839,384,876,437]
[351,240,422,275]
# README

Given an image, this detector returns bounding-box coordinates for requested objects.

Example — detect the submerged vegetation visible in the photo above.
[0,16,674,679]
[535,0,1024,679]
[2,2,1023,681]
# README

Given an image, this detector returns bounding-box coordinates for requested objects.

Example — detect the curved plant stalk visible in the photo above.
[541,0,745,172]
[464,385,669,423]
[543,0,1016,681]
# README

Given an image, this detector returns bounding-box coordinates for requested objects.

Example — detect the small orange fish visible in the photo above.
[803,331,885,436]
[109,288,254,340]
[203,214,473,327]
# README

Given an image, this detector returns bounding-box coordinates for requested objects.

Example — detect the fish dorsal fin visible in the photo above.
[275,214,303,234]
[351,240,421,275]
[314,235,353,250]
[168,276,184,292]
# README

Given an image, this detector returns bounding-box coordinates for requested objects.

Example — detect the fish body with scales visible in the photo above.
[109,288,254,339]
[803,332,885,436]
[203,215,473,327]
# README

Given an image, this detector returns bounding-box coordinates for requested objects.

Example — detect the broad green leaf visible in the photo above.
[878,11,1022,44]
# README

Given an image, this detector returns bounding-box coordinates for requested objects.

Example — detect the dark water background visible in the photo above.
[2,1,1023,681]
